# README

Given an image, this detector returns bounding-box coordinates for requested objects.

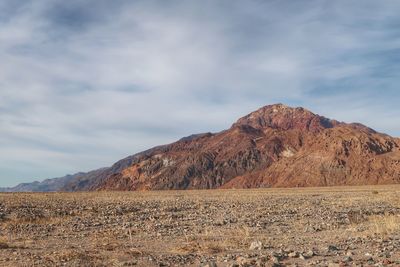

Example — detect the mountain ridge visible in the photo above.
[2,104,399,192]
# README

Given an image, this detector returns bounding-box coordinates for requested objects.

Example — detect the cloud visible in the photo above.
[1,0,400,186]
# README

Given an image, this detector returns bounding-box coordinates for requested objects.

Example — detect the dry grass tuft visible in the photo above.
[55,250,99,263]
[174,241,225,254]
[368,215,400,235]
[127,248,144,257]
[0,237,9,249]
[173,226,255,255]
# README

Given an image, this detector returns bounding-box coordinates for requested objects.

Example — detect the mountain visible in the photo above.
[94,103,400,190]
[2,104,400,192]
[0,173,81,192]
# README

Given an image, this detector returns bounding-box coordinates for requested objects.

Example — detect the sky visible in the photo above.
[1,0,400,187]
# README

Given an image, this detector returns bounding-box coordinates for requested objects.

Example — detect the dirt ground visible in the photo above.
[1,186,400,266]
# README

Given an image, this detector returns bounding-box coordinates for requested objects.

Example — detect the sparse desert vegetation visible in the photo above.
[1,185,400,266]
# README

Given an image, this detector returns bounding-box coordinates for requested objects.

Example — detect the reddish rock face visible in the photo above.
[63,104,400,191]
[233,104,341,132]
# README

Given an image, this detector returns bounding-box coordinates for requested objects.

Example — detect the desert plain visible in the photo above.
[1,185,400,267]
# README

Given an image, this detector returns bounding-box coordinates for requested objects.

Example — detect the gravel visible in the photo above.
[0,186,399,266]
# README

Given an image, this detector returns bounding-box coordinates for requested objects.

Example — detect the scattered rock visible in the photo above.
[249,241,263,250]
[200,261,217,267]
[1,186,400,266]
[346,251,354,256]
[328,245,339,252]
[342,256,352,262]
[304,250,314,258]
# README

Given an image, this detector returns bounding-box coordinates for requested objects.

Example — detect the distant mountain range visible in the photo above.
[2,103,400,192]
[0,173,82,192]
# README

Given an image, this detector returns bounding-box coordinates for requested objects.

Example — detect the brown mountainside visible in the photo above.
[69,103,400,191]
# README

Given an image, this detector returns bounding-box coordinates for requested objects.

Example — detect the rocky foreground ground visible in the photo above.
[0,186,400,266]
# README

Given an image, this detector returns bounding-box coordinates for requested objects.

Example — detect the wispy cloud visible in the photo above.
[1,0,400,186]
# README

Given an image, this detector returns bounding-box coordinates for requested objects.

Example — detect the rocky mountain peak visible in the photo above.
[233,103,338,132]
